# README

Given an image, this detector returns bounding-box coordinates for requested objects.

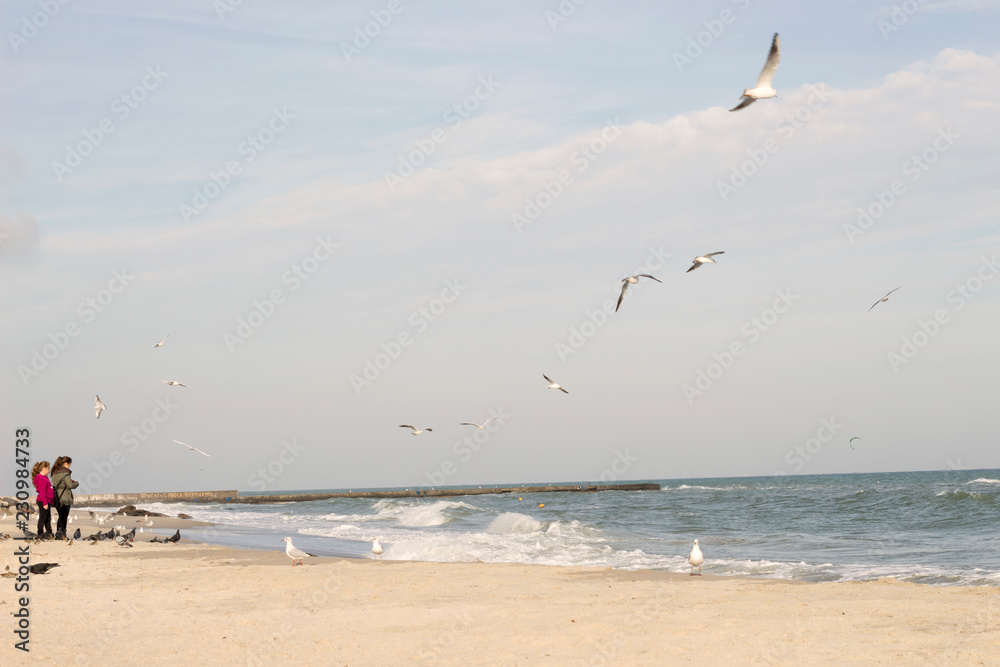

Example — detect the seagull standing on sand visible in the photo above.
[543,374,569,394]
[94,395,106,419]
[730,33,780,111]
[686,252,725,273]
[399,425,433,436]
[282,537,314,566]
[162,380,192,388]
[371,538,384,560]
[172,439,212,457]
[868,286,903,312]
[616,274,662,312]
[151,336,169,348]
[459,418,496,430]
[689,539,704,576]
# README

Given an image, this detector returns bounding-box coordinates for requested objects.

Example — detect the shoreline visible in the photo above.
[4,527,998,665]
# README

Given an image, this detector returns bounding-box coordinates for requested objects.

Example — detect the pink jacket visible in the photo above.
[33,474,54,506]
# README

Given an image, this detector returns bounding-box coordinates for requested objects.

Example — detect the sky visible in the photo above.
[2,1,999,496]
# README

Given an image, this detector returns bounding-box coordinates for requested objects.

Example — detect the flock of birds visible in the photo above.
[70,33,905,574]
[91,334,212,458]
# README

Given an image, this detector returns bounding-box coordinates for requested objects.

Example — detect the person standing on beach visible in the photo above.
[51,456,79,540]
[32,461,55,539]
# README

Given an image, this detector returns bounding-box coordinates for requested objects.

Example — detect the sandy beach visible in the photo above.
[1,514,997,665]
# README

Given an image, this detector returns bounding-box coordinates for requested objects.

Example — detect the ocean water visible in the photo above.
[94,469,1000,586]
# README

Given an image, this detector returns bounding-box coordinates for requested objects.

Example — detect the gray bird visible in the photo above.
[73,528,81,540]
[29,563,60,574]
[165,529,181,544]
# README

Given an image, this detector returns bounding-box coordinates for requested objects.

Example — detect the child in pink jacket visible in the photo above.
[32,461,55,538]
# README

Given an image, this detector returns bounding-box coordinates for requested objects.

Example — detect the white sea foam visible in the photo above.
[967,478,1000,485]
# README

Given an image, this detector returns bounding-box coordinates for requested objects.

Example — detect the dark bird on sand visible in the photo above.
[166,530,181,544]
[73,528,82,540]
[29,563,60,574]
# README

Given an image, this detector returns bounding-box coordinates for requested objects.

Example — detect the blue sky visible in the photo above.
[2,1,999,495]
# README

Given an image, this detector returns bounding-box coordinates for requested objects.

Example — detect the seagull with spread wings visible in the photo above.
[686,252,725,273]
[399,425,433,436]
[543,374,569,394]
[616,274,662,312]
[172,439,212,457]
[730,33,780,112]
[868,286,903,312]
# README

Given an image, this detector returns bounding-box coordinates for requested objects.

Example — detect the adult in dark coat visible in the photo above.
[50,456,79,539]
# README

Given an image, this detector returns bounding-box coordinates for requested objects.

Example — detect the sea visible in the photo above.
[91,469,1000,586]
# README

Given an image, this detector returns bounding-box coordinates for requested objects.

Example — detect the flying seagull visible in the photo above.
[689,539,704,576]
[686,252,725,273]
[282,536,314,566]
[730,33,780,112]
[399,425,433,435]
[162,380,192,388]
[89,511,113,527]
[172,439,212,457]
[543,374,569,394]
[868,286,903,312]
[459,418,496,430]
[94,395,106,419]
[616,274,662,312]
[371,537,384,560]
[151,336,169,348]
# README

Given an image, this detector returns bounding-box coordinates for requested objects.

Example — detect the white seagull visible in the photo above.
[616,274,662,312]
[730,33,780,112]
[868,286,903,312]
[371,537,384,560]
[399,425,433,436]
[689,539,704,576]
[686,252,725,273]
[543,374,569,394]
[151,336,169,348]
[162,380,193,388]
[89,511,113,527]
[459,418,496,430]
[94,395,107,419]
[282,537,314,567]
[172,439,212,457]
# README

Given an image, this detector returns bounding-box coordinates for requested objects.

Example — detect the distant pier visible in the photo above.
[75,483,660,506]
